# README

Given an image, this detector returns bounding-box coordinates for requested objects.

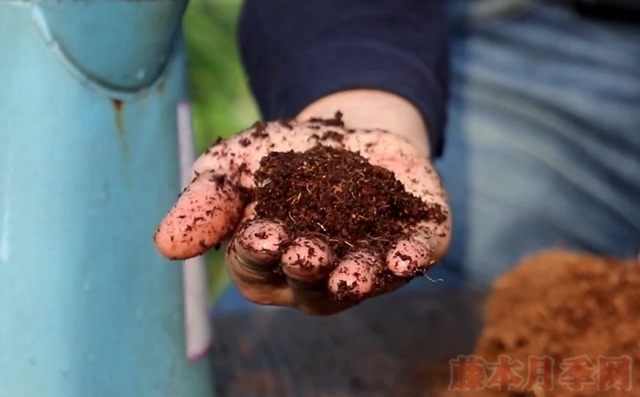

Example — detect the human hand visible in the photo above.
[155,90,451,314]
[154,91,451,315]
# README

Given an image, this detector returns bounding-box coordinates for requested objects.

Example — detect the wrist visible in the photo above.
[296,90,431,156]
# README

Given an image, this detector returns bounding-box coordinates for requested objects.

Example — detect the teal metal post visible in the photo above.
[0,1,214,396]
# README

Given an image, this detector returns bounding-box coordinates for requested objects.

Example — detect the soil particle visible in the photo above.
[394,251,413,262]
[211,174,226,186]
[254,231,268,240]
[319,130,344,143]
[250,121,269,138]
[278,119,294,129]
[308,111,345,128]
[335,280,358,299]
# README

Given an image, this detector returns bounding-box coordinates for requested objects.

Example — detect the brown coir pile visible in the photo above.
[468,250,640,397]
[253,145,441,258]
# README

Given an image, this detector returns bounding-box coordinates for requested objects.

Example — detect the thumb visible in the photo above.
[154,171,244,259]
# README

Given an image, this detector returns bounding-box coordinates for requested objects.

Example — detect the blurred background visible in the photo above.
[183,0,257,301]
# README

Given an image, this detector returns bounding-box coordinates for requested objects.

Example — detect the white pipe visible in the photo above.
[177,102,213,362]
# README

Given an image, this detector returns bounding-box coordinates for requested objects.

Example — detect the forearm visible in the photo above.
[296,89,431,156]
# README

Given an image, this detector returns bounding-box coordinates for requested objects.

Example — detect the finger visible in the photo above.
[233,219,287,273]
[223,220,292,307]
[411,219,451,263]
[226,247,293,307]
[282,236,335,283]
[155,171,243,260]
[386,237,435,277]
[328,250,382,301]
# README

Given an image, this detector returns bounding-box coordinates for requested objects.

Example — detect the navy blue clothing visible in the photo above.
[238,0,449,156]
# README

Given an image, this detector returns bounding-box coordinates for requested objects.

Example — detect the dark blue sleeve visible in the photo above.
[238,0,449,156]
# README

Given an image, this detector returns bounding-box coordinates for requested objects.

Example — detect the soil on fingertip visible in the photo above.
[253,145,445,261]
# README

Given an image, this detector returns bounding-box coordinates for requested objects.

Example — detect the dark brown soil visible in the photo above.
[467,250,640,397]
[253,145,442,259]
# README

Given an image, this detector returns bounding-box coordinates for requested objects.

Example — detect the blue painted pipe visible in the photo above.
[0,1,214,396]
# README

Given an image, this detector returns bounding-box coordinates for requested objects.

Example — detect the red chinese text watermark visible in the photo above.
[449,354,633,392]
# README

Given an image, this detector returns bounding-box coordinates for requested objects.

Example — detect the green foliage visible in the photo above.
[184,0,258,154]
[184,0,258,301]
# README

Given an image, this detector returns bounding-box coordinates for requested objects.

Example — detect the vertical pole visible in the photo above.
[0,1,214,396]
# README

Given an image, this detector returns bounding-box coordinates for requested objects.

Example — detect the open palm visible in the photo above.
[154,116,451,315]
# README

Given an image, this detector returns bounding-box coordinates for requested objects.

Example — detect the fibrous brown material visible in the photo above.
[471,249,640,397]
[253,145,441,259]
